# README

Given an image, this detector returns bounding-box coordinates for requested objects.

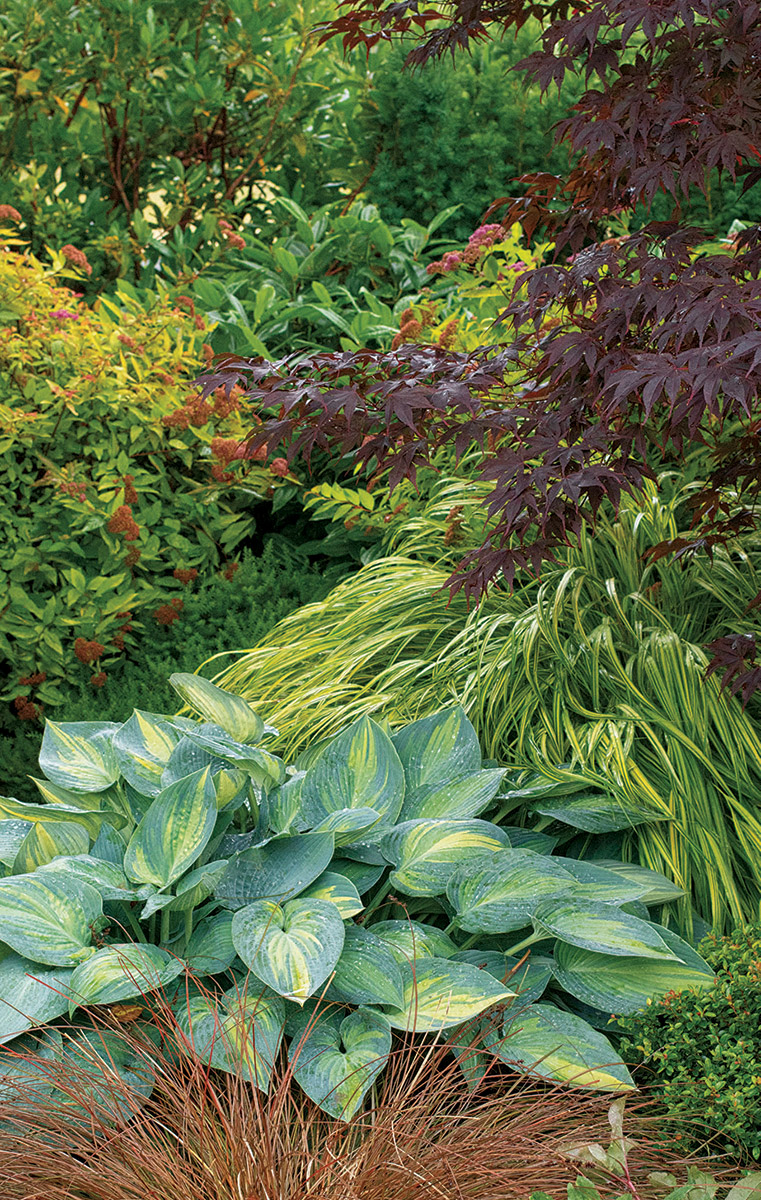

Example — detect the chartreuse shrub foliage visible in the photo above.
[0,230,294,705]
[0,674,714,1119]
[616,925,761,1163]
[212,478,761,936]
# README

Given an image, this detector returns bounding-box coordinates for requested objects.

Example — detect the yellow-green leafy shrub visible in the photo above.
[0,229,291,709]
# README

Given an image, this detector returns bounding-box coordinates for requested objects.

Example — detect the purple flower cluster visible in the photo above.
[50,309,79,321]
[468,224,503,248]
[426,224,506,275]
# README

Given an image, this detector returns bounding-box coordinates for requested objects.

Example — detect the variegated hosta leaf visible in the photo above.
[382,956,513,1032]
[264,773,304,835]
[532,898,680,960]
[0,874,101,966]
[12,819,89,874]
[0,794,127,836]
[393,707,505,821]
[451,950,553,1007]
[541,857,651,906]
[591,860,687,905]
[185,912,237,976]
[369,920,458,964]
[32,777,114,811]
[447,849,577,934]
[231,898,345,1003]
[124,767,217,889]
[214,831,335,910]
[37,854,133,900]
[0,820,32,868]
[39,721,121,793]
[90,822,128,866]
[327,926,405,1009]
[213,769,250,811]
[174,982,284,1092]
[382,819,510,897]
[529,791,660,833]
[300,871,364,918]
[67,943,185,1016]
[161,736,226,788]
[113,711,181,797]
[486,1004,634,1091]
[167,860,228,913]
[0,953,72,1044]
[330,857,384,896]
[61,1028,156,1122]
[170,673,264,745]
[300,716,405,827]
[312,807,383,846]
[289,1007,391,1121]
[553,925,715,1015]
[500,827,558,854]
[179,726,285,790]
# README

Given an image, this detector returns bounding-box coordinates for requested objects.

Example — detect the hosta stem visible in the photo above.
[184,909,194,950]
[504,932,543,957]
[360,879,392,923]
[120,903,147,944]
[160,907,171,945]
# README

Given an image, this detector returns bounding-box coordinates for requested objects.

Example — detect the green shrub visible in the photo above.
[615,925,761,1162]
[0,544,329,804]
[0,674,714,1118]
[0,229,298,704]
[359,31,581,241]
[211,476,761,936]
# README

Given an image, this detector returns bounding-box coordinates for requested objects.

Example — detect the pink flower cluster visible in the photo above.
[426,224,505,275]
[50,309,80,321]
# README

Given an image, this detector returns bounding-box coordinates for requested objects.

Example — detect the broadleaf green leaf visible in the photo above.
[123,767,216,888]
[231,898,345,1003]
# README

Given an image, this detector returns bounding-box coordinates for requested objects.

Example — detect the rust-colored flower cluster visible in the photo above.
[269,457,289,477]
[222,561,240,581]
[122,474,138,504]
[74,638,105,664]
[90,672,107,688]
[60,244,92,276]
[154,598,183,626]
[162,393,212,429]
[117,333,145,353]
[18,671,46,686]
[212,384,243,418]
[107,504,140,541]
[125,546,141,568]
[218,219,245,250]
[173,567,198,585]
[13,696,41,720]
[0,205,22,223]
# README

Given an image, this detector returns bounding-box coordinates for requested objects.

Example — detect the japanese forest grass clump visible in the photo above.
[0,674,716,1120]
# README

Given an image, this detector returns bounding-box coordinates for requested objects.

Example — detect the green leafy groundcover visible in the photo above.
[0,676,715,1119]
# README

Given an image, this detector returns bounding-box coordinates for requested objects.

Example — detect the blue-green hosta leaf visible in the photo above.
[12,819,90,873]
[36,854,133,900]
[300,871,363,918]
[113,711,181,797]
[180,726,285,790]
[124,767,217,889]
[0,954,72,1044]
[530,791,661,833]
[170,673,264,745]
[447,848,576,933]
[185,912,237,976]
[451,950,553,1007]
[300,716,405,827]
[168,860,228,913]
[487,1004,634,1091]
[369,920,458,964]
[161,736,226,788]
[89,822,128,865]
[264,773,305,835]
[231,898,345,1003]
[496,827,559,854]
[382,819,510,897]
[327,926,405,1009]
[591,860,687,905]
[392,705,480,787]
[553,926,715,1015]
[31,776,114,811]
[312,807,383,846]
[0,1028,62,1099]
[214,831,334,910]
[532,899,680,960]
[39,721,121,792]
[67,943,185,1016]
[383,957,513,1032]
[0,794,127,836]
[174,981,284,1091]
[289,1007,391,1120]
[213,769,250,811]
[550,858,652,906]
[0,820,32,868]
[0,874,101,965]
[61,1028,156,1121]
[498,768,592,803]
[330,858,384,895]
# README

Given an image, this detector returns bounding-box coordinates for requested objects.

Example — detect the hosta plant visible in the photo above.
[0,675,715,1118]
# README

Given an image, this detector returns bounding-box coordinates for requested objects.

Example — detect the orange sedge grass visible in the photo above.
[0,984,717,1200]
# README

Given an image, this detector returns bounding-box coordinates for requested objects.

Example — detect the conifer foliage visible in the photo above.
[203,0,761,697]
